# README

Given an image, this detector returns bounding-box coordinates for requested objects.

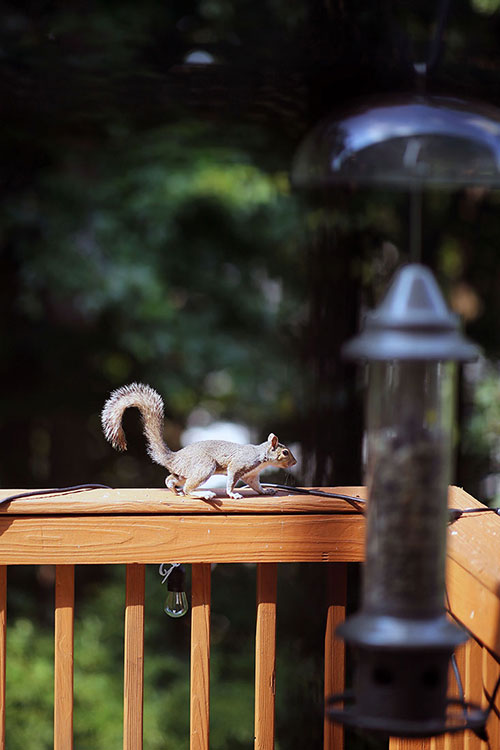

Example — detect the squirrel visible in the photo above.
[101,382,297,499]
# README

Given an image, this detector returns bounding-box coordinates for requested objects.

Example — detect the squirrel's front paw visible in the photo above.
[228,491,243,499]
[261,487,276,495]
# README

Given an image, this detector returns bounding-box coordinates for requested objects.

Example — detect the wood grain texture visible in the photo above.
[190,564,211,750]
[447,488,500,592]
[0,568,5,750]
[0,514,364,564]
[324,563,346,750]
[430,734,446,750]
[54,565,74,750]
[0,487,367,515]
[254,563,277,750]
[123,564,145,750]
[389,740,432,750]
[446,487,500,659]
[482,649,500,750]
[463,640,483,750]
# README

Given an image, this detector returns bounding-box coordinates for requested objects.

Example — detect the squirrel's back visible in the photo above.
[101,382,173,467]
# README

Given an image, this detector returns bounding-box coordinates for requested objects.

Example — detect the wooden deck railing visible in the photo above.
[0,485,498,749]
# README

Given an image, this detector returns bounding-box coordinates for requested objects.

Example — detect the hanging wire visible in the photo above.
[423,0,454,76]
[405,0,454,264]
[409,185,423,262]
[158,562,182,584]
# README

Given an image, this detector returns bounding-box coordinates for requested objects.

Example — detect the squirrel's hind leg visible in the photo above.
[165,474,184,494]
[182,461,218,499]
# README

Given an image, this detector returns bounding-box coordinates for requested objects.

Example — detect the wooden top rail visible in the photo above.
[0,486,367,514]
[0,486,366,566]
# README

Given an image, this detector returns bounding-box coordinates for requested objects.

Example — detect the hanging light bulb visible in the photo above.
[164,589,189,618]
[159,563,189,618]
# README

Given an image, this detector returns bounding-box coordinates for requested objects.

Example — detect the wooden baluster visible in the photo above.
[0,567,6,750]
[324,562,346,750]
[54,564,75,750]
[123,564,145,750]
[190,563,211,750]
[254,563,277,750]
[482,648,500,749]
[429,734,446,750]
[464,639,483,750]
[445,645,466,750]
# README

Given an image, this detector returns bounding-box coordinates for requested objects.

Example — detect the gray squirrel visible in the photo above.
[101,382,297,499]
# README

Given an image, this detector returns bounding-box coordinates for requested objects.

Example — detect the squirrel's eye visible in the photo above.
[282,449,289,456]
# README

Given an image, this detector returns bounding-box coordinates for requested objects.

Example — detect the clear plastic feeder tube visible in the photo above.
[363,359,455,619]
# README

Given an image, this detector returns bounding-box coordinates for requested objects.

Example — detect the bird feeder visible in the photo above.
[326,264,481,736]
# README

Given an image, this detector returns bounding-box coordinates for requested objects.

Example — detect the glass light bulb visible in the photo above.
[164,590,189,618]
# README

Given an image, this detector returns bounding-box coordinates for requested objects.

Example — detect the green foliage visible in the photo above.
[2,118,303,434]
[471,0,500,15]
[463,366,500,505]
[6,618,55,750]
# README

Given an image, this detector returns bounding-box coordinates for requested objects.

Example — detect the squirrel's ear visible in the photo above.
[268,433,279,449]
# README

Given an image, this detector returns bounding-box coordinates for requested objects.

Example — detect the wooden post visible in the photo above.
[123,564,145,750]
[190,564,211,750]
[324,562,346,750]
[254,563,277,750]
[54,564,75,750]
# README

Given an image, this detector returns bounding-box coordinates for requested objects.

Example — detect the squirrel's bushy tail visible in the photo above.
[101,382,173,467]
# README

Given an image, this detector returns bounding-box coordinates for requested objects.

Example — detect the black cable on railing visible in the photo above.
[265,483,500,523]
[262,483,366,512]
[0,484,112,505]
[448,507,500,523]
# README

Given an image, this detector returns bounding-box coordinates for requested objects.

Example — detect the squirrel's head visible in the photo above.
[265,433,297,469]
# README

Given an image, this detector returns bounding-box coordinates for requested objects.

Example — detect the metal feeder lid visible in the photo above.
[343,264,480,362]
[291,94,500,190]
